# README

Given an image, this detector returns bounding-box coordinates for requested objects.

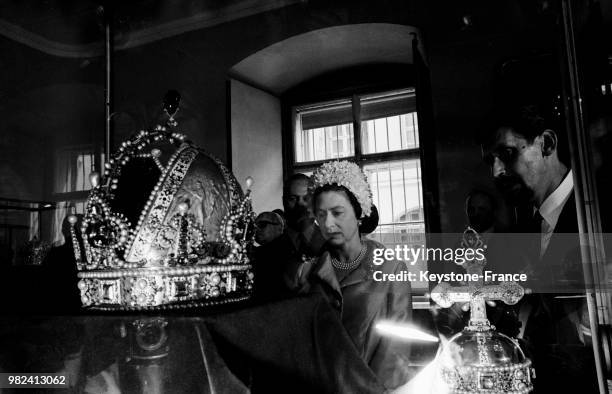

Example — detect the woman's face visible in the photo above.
[315,190,359,246]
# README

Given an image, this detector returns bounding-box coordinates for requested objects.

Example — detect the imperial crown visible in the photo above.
[72,125,255,310]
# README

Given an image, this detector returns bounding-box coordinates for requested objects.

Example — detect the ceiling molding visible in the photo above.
[0,0,301,58]
[0,19,103,58]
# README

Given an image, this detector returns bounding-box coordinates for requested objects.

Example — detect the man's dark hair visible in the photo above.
[497,104,553,141]
[282,173,312,197]
[483,103,569,166]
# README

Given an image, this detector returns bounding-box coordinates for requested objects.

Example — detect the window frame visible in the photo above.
[289,92,425,243]
[289,89,422,172]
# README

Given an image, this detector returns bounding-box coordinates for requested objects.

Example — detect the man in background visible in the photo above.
[254,211,284,246]
[486,104,578,287]
[485,103,596,393]
[279,174,325,255]
[253,174,325,301]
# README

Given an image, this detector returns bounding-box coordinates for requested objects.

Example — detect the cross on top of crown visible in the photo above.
[430,226,525,331]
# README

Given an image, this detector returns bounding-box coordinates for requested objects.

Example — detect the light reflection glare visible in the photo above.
[391,359,449,394]
[375,320,439,342]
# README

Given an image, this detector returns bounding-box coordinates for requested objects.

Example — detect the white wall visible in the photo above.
[230,79,283,214]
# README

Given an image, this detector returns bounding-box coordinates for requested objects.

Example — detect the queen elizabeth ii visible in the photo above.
[297,160,413,390]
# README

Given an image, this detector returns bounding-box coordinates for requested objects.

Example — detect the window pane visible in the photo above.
[295,100,355,163]
[54,147,100,193]
[360,89,419,154]
[364,159,427,290]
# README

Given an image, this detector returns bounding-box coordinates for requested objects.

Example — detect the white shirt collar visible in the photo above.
[537,169,574,230]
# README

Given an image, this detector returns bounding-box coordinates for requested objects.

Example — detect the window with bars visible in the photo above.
[291,88,428,291]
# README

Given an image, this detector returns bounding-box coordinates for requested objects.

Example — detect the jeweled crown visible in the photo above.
[72,125,255,310]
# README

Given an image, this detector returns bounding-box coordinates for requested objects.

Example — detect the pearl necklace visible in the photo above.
[331,244,367,270]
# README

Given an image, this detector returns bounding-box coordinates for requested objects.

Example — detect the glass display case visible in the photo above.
[0,1,610,393]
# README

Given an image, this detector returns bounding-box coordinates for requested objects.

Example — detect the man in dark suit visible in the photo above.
[485,104,597,392]
[252,174,325,301]
[485,106,583,289]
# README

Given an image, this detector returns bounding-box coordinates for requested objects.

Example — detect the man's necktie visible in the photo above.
[527,210,543,264]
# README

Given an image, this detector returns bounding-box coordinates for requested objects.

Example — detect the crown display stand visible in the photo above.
[430,228,535,394]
